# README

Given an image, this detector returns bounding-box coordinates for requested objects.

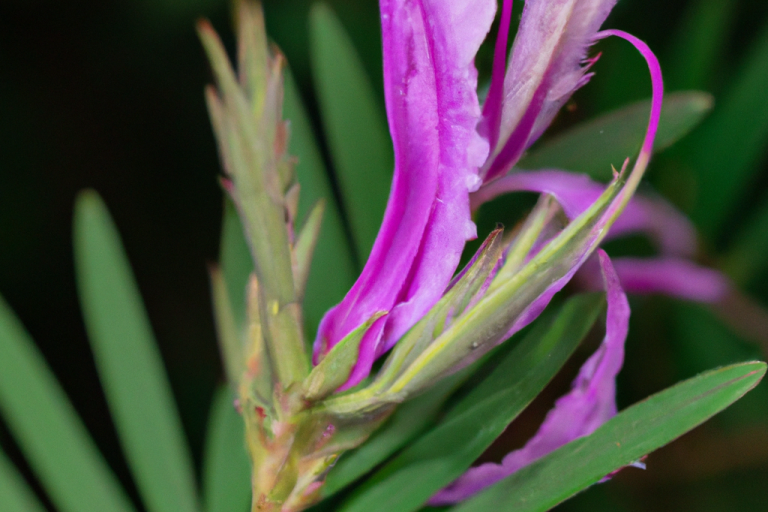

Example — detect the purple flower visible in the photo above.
[312,0,731,499]
[313,0,497,389]
[481,0,617,181]
[431,250,631,504]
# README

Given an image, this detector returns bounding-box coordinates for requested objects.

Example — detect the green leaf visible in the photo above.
[0,295,135,512]
[309,2,392,260]
[284,69,357,336]
[293,199,325,300]
[373,229,505,392]
[683,19,768,236]
[382,177,622,400]
[0,446,48,512]
[304,312,386,401]
[209,264,245,387]
[672,303,768,427]
[519,91,714,180]
[73,191,200,512]
[455,362,766,512]
[721,193,768,286]
[665,0,736,90]
[337,294,604,512]
[202,387,251,512]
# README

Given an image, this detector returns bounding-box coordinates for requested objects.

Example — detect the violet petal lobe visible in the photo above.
[314,0,495,390]
[483,0,617,180]
[472,170,698,256]
[578,256,731,303]
[482,28,664,345]
[430,250,630,504]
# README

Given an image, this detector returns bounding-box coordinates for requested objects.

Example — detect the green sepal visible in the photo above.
[372,228,505,392]
[383,176,623,399]
[304,312,387,401]
[491,194,558,289]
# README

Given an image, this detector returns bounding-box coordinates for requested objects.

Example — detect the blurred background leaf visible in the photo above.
[73,191,201,512]
[0,447,47,512]
[201,386,250,512]
[0,295,136,512]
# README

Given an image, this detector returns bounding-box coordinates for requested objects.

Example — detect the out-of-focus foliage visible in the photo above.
[1,0,768,511]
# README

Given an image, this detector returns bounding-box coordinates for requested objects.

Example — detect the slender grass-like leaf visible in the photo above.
[73,191,200,512]
[0,295,135,512]
[309,2,392,260]
[454,362,766,512]
[0,446,48,512]
[338,294,604,512]
[284,70,356,335]
[219,200,253,335]
[519,91,713,180]
[665,0,736,90]
[672,303,768,427]
[202,386,251,512]
[683,19,768,236]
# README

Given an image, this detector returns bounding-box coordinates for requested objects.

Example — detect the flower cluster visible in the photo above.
[202,0,735,509]
[311,0,729,502]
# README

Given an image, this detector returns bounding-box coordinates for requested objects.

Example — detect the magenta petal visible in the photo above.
[313,0,495,386]
[472,170,698,256]
[430,250,629,504]
[482,0,617,180]
[479,0,514,150]
[578,256,731,303]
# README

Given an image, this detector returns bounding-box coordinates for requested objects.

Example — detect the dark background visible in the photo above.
[2,0,768,510]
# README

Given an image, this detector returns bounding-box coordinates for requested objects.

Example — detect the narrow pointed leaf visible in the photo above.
[202,387,251,512]
[200,22,298,309]
[73,191,200,512]
[309,3,392,260]
[210,265,245,386]
[0,295,135,512]
[0,446,50,512]
[374,229,504,390]
[455,362,766,512]
[519,91,713,180]
[338,294,604,512]
[220,199,254,334]
[293,199,325,300]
